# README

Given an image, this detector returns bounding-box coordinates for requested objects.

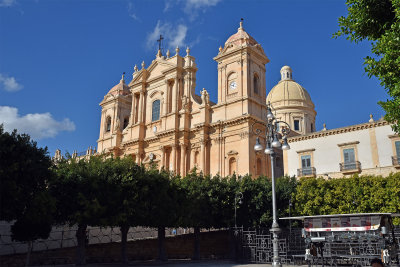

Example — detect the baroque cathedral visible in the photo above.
[97,21,317,177]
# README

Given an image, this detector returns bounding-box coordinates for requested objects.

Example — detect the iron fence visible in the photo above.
[233,226,400,266]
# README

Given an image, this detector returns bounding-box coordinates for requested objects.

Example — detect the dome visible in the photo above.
[267,66,314,108]
[267,81,313,104]
[107,74,130,96]
[225,21,258,47]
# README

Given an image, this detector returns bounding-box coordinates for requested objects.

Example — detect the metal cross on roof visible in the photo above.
[157,35,164,51]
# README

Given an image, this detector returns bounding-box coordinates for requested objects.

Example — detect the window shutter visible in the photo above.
[343,148,355,163]
[395,141,400,157]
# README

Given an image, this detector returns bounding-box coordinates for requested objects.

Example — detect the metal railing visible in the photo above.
[297,167,316,177]
[392,156,400,166]
[234,226,400,265]
[339,161,361,172]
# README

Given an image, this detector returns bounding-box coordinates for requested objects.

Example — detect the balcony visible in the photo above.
[297,167,316,177]
[339,161,361,174]
[392,156,400,168]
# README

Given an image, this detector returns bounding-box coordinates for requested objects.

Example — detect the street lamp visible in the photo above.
[234,192,243,228]
[289,198,293,240]
[252,102,291,267]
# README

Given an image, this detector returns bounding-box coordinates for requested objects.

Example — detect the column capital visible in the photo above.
[171,143,178,149]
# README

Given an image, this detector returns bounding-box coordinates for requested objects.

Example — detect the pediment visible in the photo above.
[146,59,176,81]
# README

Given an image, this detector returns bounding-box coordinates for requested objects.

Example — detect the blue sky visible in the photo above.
[0,0,388,157]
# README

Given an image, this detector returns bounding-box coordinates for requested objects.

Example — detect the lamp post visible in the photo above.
[234,192,243,228]
[252,102,291,267]
[289,198,292,241]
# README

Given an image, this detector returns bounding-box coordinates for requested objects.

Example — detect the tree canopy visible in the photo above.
[0,124,54,223]
[334,0,400,133]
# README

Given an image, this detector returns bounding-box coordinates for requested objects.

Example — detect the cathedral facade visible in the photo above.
[96,22,316,177]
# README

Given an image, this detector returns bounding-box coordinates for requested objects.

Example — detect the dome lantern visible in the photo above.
[280,66,293,81]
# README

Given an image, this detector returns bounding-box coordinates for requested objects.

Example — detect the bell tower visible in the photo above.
[213,21,269,119]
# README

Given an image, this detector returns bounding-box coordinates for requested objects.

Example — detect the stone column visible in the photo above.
[163,81,169,116]
[190,148,196,171]
[135,153,140,164]
[171,144,177,172]
[200,139,205,173]
[180,144,187,176]
[172,78,178,112]
[130,94,136,125]
[138,91,144,123]
[160,146,165,171]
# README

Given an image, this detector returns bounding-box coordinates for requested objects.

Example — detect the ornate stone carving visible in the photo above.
[240,131,250,139]
[227,150,238,156]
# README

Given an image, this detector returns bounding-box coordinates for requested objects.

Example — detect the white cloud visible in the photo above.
[184,0,221,10]
[170,24,188,48]
[0,106,76,140]
[146,21,188,50]
[127,1,140,21]
[0,0,16,7]
[0,73,23,92]
[183,0,221,19]
[163,0,174,12]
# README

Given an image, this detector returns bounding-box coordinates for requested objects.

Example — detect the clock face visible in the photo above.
[229,81,237,90]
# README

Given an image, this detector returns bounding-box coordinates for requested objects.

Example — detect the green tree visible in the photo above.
[137,168,180,261]
[179,171,217,259]
[0,124,53,221]
[236,175,297,228]
[334,0,400,133]
[293,174,400,225]
[104,157,144,263]
[0,125,55,266]
[51,155,110,265]
[238,175,271,227]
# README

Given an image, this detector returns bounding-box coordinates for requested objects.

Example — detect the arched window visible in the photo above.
[123,117,129,129]
[256,158,262,175]
[253,74,259,95]
[152,99,160,121]
[229,157,237,175]
[106,116,111,132]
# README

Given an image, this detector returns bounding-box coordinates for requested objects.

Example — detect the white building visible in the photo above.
[265,65,399,178]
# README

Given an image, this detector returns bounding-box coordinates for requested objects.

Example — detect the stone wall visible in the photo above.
[0,230,230,266]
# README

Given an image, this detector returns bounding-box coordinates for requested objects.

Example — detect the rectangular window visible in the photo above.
[311,123,314,132]
[396,141,400,157]
[294,120,300,131]
[301,155,312,175]
[301,155,311,168]
[395,141,400,164]
[343,148,356,170]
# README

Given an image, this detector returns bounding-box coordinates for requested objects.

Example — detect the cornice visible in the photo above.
[288,120,390,143]
[337,141,360,147]
[155,129,176,138]
[296,148,315,154]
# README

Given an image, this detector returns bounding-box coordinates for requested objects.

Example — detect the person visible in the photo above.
[371,258,384,267]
